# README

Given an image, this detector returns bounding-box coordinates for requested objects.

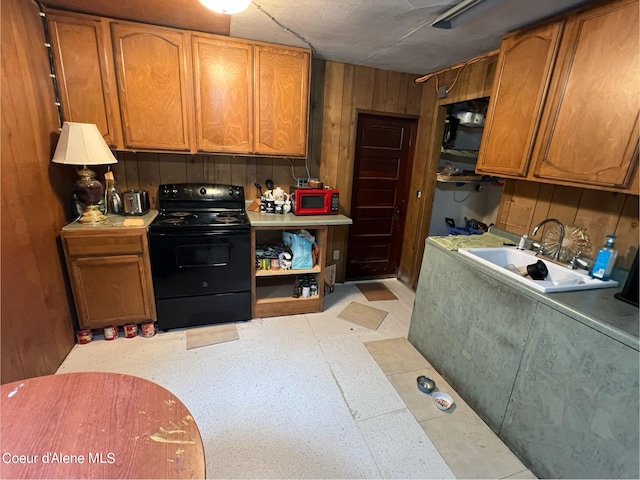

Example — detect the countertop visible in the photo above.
[426,236,639,350]
[62,210,158,230]
[62,210,352,229]
[247,211,352,227]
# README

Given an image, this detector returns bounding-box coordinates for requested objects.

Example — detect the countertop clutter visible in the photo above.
[247,210,353,227]
[62,210,159,230]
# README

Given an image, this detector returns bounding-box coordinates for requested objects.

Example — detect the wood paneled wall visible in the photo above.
[1,0,76,383]
[318,61,424,282]
[497,180,639,270]
[400,55,498,288]
[110,152,316,207]
[109,58,328,207]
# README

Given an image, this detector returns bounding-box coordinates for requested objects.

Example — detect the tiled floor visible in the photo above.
[57,279,536,479]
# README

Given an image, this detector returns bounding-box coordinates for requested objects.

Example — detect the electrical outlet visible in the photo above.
[333,249,340,260]
[437,86,447,99]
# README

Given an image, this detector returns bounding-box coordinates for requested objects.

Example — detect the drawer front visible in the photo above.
[64,232,145,256]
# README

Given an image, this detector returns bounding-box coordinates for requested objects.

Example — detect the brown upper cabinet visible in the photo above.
[46,9,311,156]
[254,45,310,157]
[47,11,122,148]
[192,35,253,154]
[193,36,310,156]
[477,0,639,193]
[476,22,562,177]
[111,22,195,152]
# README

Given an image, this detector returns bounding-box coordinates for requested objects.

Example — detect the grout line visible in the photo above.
[354,406,410,424]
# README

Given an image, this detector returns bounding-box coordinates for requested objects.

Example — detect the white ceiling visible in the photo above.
[230,0,596,75]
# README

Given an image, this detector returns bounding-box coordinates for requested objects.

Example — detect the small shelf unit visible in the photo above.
[251,225,327,318]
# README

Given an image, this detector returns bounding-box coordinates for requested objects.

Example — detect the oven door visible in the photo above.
[148,230,251,299]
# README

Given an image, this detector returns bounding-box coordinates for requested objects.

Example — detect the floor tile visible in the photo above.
[358,409,454,479]
[318,336,407,421]
[419,408,528,480]
[56,279,531,479]
[387,368,472,422]
[364,337,430,375]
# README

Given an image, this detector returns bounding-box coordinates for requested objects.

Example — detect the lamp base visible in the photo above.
[78,204,108,224]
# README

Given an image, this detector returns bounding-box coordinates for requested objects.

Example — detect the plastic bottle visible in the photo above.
[590,234,618,280]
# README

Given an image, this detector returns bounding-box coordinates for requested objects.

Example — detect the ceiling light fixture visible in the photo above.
[199,0,252,14]
[431,0,505,29]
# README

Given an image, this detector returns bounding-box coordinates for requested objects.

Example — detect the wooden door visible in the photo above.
[47,11,122,148]
[476,21,562,177]
[346,114,416,279]
[112,22,194,151]
[254,45,310,156]
[532,0,639,188]
[193,34,253,153]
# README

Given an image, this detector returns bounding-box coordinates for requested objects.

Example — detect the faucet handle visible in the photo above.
[532,242,546,255]
[568,252,591,270]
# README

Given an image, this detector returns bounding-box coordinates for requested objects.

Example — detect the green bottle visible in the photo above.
[590,234,618,281]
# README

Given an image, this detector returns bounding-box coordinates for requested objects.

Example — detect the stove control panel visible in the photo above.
[158,183,245,202]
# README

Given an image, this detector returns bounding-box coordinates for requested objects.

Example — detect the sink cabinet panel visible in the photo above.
[502,303,639,479]
[409,242,537,432]
[409,240,639,478]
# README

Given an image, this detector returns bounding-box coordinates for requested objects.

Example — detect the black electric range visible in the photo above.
[148,183,251,330]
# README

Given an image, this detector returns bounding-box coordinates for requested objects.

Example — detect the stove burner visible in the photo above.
[162,218,186,225]
[214,216,240,224]
[167,212,196,220]
[213,212,241,224]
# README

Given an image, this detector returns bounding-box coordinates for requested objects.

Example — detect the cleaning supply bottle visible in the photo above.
[590,234,618,280]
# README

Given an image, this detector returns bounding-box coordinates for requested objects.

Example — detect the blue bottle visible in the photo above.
[590,234,618,281]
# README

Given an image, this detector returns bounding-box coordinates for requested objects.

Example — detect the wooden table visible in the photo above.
[0,372,205,479]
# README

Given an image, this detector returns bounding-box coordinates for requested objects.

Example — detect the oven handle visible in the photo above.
[178,262,228,269]
[149,231,248,238]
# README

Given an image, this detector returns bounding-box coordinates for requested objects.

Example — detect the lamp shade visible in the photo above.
[199,0,252,14]
[51,122,117,166]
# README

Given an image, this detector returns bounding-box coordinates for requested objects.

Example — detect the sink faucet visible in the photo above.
[531,219,565,261]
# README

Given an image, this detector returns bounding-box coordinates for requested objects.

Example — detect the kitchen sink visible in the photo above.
[457,247,619,293]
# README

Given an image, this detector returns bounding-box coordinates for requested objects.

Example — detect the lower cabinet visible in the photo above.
[61,229,156,329]
[251,226,327,318]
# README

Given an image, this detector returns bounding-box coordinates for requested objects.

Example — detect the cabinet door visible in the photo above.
[69,255,155,329]
[111,23,194,151]
[254,45,310,156]
[532,0,639,188]
[193,35,253,153]
[476,22,562,177]
[47,11,122,148]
